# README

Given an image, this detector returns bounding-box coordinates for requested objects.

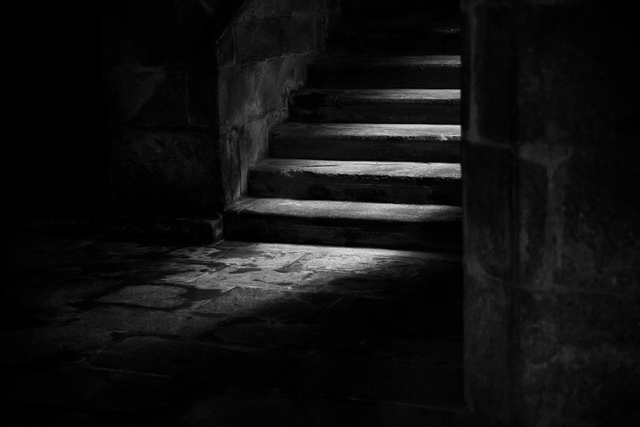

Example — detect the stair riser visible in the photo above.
[248,173,461,206]
[270,139,460,163]
[328,31,460,55]
[343,13,459,29]
[224,215,462,251]
[291,104,460,124]
[307,67,460,89]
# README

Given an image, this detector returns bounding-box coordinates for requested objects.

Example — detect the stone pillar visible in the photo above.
[462,0,640,425]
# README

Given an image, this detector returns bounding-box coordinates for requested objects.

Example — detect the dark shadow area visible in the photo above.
[0,217,464,426]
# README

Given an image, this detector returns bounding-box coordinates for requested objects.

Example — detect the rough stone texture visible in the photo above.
[99,0,221,217]
[463,1,640,425]
[0,222,464,425]
[249,158,461,205]
[270,123,461,162]
[290,88,461,124]
[109,129,221,215]
[100,0,330,216]
[225,198,462,250]
[217,0,331,206]
[308,55,461,89]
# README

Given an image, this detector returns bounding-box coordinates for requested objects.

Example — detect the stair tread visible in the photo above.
[227,198,461,223]
[290,89,461,124]
[271,123,461,162]
[273,122,461,140]
[307,56,461,89]
[253,159,460,181]
[332,24,461,35]
[292,88,460,105]
[310,55,461,70]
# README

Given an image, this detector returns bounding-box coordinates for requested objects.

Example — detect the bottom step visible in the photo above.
[224,198,461,251]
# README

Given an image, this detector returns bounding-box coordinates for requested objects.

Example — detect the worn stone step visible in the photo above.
[308,56,460,89]
[224,198,462,251]
[290,88,460,124]
[327,26,460,56]
[342,0,460,28]
[249,159,461,206]
[271,123,461,162]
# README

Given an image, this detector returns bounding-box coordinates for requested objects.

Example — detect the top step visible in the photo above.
[327,25,461,56]
[341,0,460,28]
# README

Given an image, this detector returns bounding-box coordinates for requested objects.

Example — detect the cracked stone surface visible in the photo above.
[0,226,464,426]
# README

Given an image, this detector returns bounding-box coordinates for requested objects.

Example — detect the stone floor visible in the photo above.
[0,215,465,426]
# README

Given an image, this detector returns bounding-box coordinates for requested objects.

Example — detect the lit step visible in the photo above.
[224,198,462,251]
[270,123,460,162]
[308,55,460,89]
[249,159,461,205]
[290,88,460,124]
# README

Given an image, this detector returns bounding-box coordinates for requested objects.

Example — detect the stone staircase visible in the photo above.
[225,0,462,252]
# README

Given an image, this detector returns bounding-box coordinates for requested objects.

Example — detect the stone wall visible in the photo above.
[101,0,335,215]
[101,0,220,216]
[216,0,335,206]
[462,0,640,425]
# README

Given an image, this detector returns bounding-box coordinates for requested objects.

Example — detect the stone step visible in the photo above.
[224,198,462,251]
[290,89,460,124]
[308,56,460,89]
[341,0,460,28]
[327,26,460,56]
[271,123,461,162]
[249,159,461,206]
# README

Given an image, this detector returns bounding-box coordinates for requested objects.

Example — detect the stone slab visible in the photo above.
[270,122,461,162]
[290,88,460,124]
[308,55,461,89]
[328,25,461,56]
[249,158,461,205]
[224,198,462,250]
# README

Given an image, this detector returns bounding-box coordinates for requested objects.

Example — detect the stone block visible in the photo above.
[315,14,326,51]
[236,0,315,23]
[233,18,290,63]
[216,27,235,67]
[164,246,223,264]
[465,2,516,145]
[284,12,317,54]
[515,288,640,426]
[105,66,214,129]
[186,67,217,128]
[109,129,221,216]
[515,289,640,357]
[105,67,188,128]
[462,142,513,279]
[98,0,215,67]
[463,274,513,426]
[95,284,189,308]
[516,157,550,290]
[69,305,226,338]
[515,2,639,146]
[218,58,300,125]
[193,268,312,291]
[557,147,640,295]
[192,287,338,322]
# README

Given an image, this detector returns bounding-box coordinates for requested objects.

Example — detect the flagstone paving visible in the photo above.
[0,227,465,426]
